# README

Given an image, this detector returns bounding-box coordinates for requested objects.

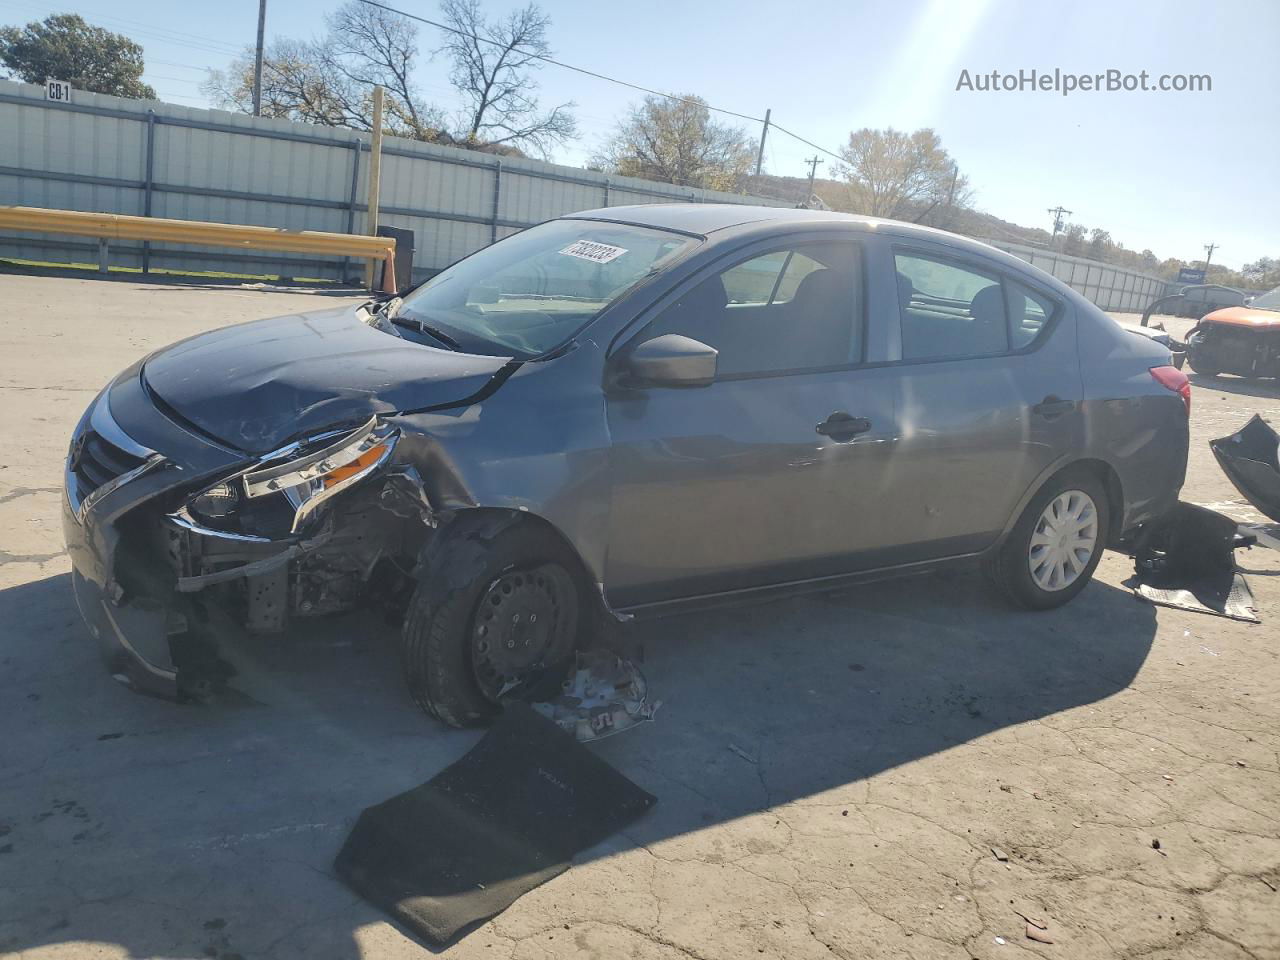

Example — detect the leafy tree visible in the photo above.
[837,128,971,222]
[1060,222,1088,257]
[592,94,755,191]
[438,0,575,155]
[1087,227,1112,260]
[0,13,155,99]
[1243,256,1280,288]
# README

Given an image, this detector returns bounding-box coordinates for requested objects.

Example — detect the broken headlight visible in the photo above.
[183,418,398,537]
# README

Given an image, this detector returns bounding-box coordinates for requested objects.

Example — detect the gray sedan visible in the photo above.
[63,205,1190,725]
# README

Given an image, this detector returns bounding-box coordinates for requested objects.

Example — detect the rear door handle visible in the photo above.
[1032,396,1075,419]
[816,411,872,441]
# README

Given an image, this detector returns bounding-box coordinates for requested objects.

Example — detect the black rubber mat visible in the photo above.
[1129,502,1259,622]
[334,702,656,945]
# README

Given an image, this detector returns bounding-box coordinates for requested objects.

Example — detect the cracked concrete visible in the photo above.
[0,277,1276,959]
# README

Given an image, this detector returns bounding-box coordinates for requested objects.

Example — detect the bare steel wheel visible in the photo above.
[1027,490,1099,592]
[987,467,1110,611]
[401,515,584,727]
[471,565,576,702]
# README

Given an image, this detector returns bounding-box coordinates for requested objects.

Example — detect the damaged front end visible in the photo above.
[64,390,436,700]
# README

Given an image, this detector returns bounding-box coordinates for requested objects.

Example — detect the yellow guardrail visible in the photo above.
[0,205,397,291]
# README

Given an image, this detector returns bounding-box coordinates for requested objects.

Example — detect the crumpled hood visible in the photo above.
[141,305,512,453]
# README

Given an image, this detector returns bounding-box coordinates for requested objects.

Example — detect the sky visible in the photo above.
[2,0,1275,269]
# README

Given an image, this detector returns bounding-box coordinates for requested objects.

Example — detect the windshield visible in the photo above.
[396,219,699,357]
[1251,286,1280,312]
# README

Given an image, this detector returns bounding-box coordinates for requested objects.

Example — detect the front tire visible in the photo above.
[401,516,583,727]
[986,469,1110,610]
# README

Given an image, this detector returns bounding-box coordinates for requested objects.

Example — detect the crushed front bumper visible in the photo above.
[62,369,247,698]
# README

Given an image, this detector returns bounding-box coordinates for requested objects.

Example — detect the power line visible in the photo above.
[355,0,843,161]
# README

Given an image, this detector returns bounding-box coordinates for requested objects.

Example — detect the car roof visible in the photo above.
[566,203,1045,273]
[564,203,898,236]
[564,203,1007,251]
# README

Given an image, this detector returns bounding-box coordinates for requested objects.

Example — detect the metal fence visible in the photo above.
[1,78,1174,313]
[985,239,1172,313]
[0,78,784,281]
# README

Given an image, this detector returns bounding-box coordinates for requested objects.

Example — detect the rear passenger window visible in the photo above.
[1006,280,1058,349]
[895,253,1009,360]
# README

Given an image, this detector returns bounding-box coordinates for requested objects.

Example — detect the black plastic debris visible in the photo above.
[1127,502,1259,622]
[1210,415,1280,523]
[334,702,655,946]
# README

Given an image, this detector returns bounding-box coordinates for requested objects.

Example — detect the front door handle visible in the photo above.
[1032,396,1076,419]
[816,411,872,441]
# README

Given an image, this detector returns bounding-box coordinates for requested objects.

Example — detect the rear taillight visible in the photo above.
[1150,365,1191,416]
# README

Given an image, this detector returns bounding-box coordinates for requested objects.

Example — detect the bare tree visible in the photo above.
[203,2,446,141]
[321,2,441,139]
[838,128,971,223]
[439,0,575,155]
[592,94,755,191]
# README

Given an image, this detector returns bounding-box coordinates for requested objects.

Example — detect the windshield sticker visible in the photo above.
[558,240,628,264]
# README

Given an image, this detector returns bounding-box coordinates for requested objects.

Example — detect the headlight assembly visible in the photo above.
[181,417,398,538]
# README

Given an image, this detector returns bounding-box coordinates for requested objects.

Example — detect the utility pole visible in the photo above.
[1047,205,1072,243]
[1203,242,1217,275]
[364,86,385,290]
[754,108,771,178]
[803,156,823,199]
[252,0,267,117]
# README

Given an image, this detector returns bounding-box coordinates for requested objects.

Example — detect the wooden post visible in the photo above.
[363,85,385,290]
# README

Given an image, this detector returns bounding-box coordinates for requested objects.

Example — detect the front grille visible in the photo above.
[72,430,147,501]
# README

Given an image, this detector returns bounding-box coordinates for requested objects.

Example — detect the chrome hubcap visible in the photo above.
[1028,490,1098,592]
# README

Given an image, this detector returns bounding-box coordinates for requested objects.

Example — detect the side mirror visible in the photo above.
[625,335,718,387]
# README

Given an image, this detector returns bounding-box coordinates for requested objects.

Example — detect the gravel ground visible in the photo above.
[0,274,1276,960]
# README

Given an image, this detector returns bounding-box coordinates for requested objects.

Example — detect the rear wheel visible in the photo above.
[401,517,582,727]
[986,469,1110,610]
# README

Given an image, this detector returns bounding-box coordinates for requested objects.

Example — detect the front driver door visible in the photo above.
[603,237,902,610]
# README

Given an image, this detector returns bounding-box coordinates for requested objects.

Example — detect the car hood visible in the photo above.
[1201,306,1280,328]
[140,305,513,453]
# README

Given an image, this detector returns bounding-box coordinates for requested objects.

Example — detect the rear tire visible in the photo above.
[401,516,583,727]
[986,468,1110,611]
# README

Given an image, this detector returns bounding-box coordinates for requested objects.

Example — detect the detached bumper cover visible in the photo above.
[1210,414,1280,523]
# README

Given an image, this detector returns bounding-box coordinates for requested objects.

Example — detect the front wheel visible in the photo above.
[401,517,582,727]
[986,469,1110,610]
[1187,359,1221,378]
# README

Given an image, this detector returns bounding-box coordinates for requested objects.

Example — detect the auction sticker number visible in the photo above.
[559,240,627,264]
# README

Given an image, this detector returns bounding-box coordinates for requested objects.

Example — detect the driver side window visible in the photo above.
[644,241,862,378]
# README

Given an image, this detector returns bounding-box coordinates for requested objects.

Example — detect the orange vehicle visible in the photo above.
[1185,286,1280,378]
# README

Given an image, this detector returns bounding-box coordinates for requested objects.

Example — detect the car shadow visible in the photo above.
[0,567,1155,958]
[1188,371,1280,402]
